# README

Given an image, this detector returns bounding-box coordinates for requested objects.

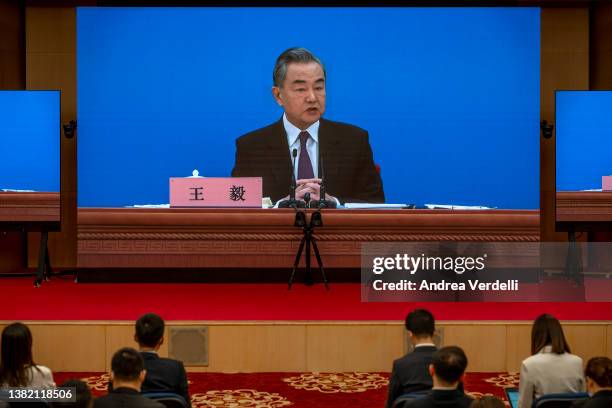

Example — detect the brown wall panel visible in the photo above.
[0,1,26,274]
[0,0,24,89]
[540,8,589,242]
[591,4,612,90]
[3,321,609,374]
[25,7,77,268]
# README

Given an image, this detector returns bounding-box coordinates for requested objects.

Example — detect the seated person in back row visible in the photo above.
[386,309,438,408]
[95,347,164,408]
[134,313,190,406]
[108,313,190,406]
[396,346,473,408]
[572,357,612,408]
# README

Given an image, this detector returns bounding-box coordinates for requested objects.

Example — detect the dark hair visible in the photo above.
[52,379,92,408]
[111,347,144,381]
[584,356,612,388]
[135,313,165,348]
[405,309,435,337]
[531,314,571,355]
[273,47,326,88]
[469,396,505,408]
[0,322,38,386]
[432,346,468,384]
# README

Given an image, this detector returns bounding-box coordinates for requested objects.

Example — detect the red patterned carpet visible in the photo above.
[0,277,611,321]
[54,371,520,407]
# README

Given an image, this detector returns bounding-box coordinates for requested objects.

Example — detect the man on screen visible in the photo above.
[231,47,384,204]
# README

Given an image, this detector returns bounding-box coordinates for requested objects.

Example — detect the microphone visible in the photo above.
[290,148,298,201]
[310,153,337,209]
[278,148,306,208]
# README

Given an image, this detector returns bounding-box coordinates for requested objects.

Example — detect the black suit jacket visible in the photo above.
[231,118,385,204]
[386,346,437,408]
[107,352,190,407]
[93,387,165,408]
[140,352,190,407]
[399,389,473,408]
[571,390,612,408]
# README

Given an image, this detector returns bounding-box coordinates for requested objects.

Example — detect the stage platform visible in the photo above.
[1,277,611,374]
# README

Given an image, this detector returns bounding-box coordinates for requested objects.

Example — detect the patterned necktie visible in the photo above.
[297,131,314,180]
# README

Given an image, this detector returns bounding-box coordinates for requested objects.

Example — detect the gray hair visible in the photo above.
[273,47,326,88]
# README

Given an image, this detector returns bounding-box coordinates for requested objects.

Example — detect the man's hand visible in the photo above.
[296,178,337,203]
[276,179,337,206]
[295,178,322,201]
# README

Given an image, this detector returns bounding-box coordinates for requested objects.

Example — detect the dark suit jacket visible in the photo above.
[571,390,612,408]
[398,389,472,408]
[140,352,190,407]
[232,118,385,204]
[93,387,165,408]
[108,352,190,407]
[386,345,437,408]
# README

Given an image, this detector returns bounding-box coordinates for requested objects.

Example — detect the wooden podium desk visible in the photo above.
[0,192,60,230]
[77,208,539,269]
[0,192,60,285]
[556,191,612,231]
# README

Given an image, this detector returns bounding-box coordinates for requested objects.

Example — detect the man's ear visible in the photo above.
[428,364,435,377]
[139,370,147,382]
[110,372,115,382]
[272,86,283,106]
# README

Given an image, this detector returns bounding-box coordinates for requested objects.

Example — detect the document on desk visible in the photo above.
[425,204,495,210]
[127,204,170,208]
[343,203,409,209]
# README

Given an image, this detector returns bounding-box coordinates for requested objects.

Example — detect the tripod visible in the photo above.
[288,210,329,290]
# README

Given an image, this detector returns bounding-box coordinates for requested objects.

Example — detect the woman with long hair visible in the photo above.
[0,322,55,387]
[518,314,584,408]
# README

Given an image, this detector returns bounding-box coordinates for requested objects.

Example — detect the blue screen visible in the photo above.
[77,7,540,208]
[556,91,612,191]
[0,91,60,192]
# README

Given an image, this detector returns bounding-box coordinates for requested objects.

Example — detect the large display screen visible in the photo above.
[556,91,612,192]
[77,7,540,208]
[0,91,60,193]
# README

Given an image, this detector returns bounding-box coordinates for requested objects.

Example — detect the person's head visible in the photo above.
[531,314,571,355]
[429,346,468,388]
[272,47,326,130]
[405,309,435,343]
[52,379,93,408]
[0,322,35,386]
[584,356,612,394]
[135,313,165,350]
[469,396,505,408]
[110,347,146,390]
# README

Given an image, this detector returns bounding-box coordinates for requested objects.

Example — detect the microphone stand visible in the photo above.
[288,193,329,290]
[278,148,306,209]
[309,155,337,209]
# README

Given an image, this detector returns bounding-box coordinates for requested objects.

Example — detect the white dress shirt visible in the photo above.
[283,113,319,180]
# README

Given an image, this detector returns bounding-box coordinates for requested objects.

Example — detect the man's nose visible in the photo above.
[305,89,316,102]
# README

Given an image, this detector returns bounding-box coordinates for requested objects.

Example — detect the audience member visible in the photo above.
[518,314,585,408]
[133,313,190,406]
[571,357,612,408]
[0,322,55,387]
[396,346,473,408]
[94,347,164,408]
[52,379,93,408]
[386,309,438,408]
[469,396,505,408]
